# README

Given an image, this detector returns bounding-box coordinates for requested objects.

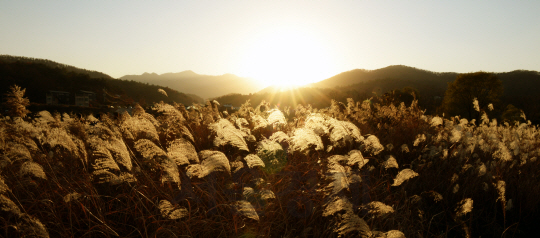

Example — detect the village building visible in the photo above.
[75,90,96,107]
[46,90,70,105]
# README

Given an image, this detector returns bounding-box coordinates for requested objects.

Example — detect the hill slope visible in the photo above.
[0,55,201,108]
[121,71,264,99]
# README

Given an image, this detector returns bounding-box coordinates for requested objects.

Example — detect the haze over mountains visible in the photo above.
[121,71,264,100]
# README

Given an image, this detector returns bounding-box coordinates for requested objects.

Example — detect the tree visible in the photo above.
[382,87,419,106]
[441,72,503,119]
[501,104,525,123]
[3,84,30,118]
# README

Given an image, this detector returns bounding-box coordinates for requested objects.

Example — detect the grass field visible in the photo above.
[1,98,539,237]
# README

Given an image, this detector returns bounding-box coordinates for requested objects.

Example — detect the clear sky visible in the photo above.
[2,0,539,87]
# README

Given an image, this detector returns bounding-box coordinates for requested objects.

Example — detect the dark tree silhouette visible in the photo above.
[441,72,503,119]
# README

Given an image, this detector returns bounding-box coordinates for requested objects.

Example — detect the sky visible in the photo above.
[2,0,540,87]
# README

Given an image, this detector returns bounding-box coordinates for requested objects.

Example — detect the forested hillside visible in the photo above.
[310,65,458,89]
[0,56,202,111]
[0,55,114,80]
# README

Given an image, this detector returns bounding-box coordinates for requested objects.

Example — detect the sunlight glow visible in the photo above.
[239,28,336,87]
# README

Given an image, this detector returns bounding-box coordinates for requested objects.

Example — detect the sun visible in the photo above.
[238,28,336,88]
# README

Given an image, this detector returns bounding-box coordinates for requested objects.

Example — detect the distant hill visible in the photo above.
[121,71,264,99]
[0,56,202,110]
[310,65,458,89]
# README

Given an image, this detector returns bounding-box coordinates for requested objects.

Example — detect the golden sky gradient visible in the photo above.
[2,1,539,87]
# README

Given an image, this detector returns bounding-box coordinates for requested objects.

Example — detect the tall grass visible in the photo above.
[0,96,539,237]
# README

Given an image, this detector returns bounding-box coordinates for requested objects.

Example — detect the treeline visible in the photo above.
[0,60,200,111]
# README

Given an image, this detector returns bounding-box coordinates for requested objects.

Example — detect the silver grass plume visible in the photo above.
[362,201,395,217]
[0,175,10,194]
[19,161,47,180]
[289,128,323,154]
[167,138,199,166]
[251,114,269,131]
[88,137,121,183]
[233,200,259,221]
[304,113,329,136]
[134,139,181,185]
[157,88,168,97]
[323,196,371,237]
[269,131,289,145]
[256,139,284,155]
[158,200,188,220]
[209,119,249,152]
[383,155,399,169]
[5,142,33,163]
[186,150,231,179]
[121,115,160,144]
[392,169,419,186]
[455,198,473,217]
[266,109,287,128]
[106,137,132,171]
[44,127,87,167]
[362,135,384,155]
[243,154,265,168]
[347,150,369,168]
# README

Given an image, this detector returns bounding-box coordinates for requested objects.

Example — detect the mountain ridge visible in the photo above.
[310,65,460,89]
[121,71,264,99]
